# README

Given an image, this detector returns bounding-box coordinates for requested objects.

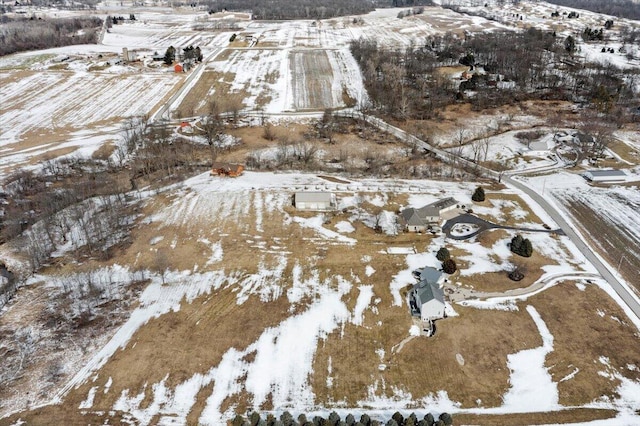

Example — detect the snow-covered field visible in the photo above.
[520,171,640,292]
[453,128,558,171]
[0,72,177,143]
[2,2,640,424]
[1,169,640,424]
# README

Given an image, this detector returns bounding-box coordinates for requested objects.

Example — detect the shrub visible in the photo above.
[392,412,404,425]
[250,412,261,426]
[424,414,434,426]
[439,413,453,426]
[442,258,457,274]
[280,412,294,426]
[329,412,341,425]
[472,186,485,202]
[436,247,450,262]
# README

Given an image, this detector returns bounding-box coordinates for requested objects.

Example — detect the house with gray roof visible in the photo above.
[409,266,446,322]
[294,192,336,211]
[399,197,458,232]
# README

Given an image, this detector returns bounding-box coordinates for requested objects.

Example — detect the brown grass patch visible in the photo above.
[562,199,640,292]
[60,288,292,415]
[472,192,545,227]
[214,48,233,62]
[175,70,248,117]
[530,282,640,406]
[609,138,640,163]
[315,303,541,408]
[455,408,617,425]
[91,141,117,160]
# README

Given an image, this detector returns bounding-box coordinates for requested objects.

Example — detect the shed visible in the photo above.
[294,192,336,211]
[174,63,184,73]
[583,169,626,183]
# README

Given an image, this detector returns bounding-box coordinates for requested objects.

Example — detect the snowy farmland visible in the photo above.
[521,172,640,294]
[2,171,639,425]
[181,46,365,114]
[2,1,640,425]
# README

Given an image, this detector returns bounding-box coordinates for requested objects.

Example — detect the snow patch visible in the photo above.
[501,305,558,412]
[352,285,373,326]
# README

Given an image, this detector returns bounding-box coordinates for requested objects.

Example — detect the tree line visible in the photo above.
[232,410,453,426]
[544,0,640,21]
[350,28,639,122]
[202,0,432,20]
[0,16,103,57]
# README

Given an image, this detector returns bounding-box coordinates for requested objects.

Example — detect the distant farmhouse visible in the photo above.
[399,197,458,232]
[409,266,446,335]
[294,192,337,212]
[583,169,627,183]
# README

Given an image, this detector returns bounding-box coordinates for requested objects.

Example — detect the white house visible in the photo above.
[583,169,627,183]
[294,192,336,211]
[399,197,458,232]
[409,267,446,322]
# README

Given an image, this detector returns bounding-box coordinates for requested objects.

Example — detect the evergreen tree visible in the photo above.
[472,186,485,202]
[564,35,576,53]
[392,412,404,425]
[232,414,246,426]
[280,412,294,426]
[523,238,533,257]
[442,258,457,274]
[438,413,453,426]
[163,46,176,65]
[436,247,451,262]
[329,412,341,425]
[424,413,435,426]
[510,234,533,257]
[360,414,371,426]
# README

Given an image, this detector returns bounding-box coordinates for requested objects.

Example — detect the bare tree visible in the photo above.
[201,113,223,162]
[294,142,318,167]
[155,249,169,285]
[479,136,491,162]
[263,123,277,141]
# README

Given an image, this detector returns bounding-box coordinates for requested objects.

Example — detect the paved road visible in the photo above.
[504,174,640,320]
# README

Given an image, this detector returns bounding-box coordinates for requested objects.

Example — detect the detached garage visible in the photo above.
[294,192,336,211]
[583,169,627,183]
